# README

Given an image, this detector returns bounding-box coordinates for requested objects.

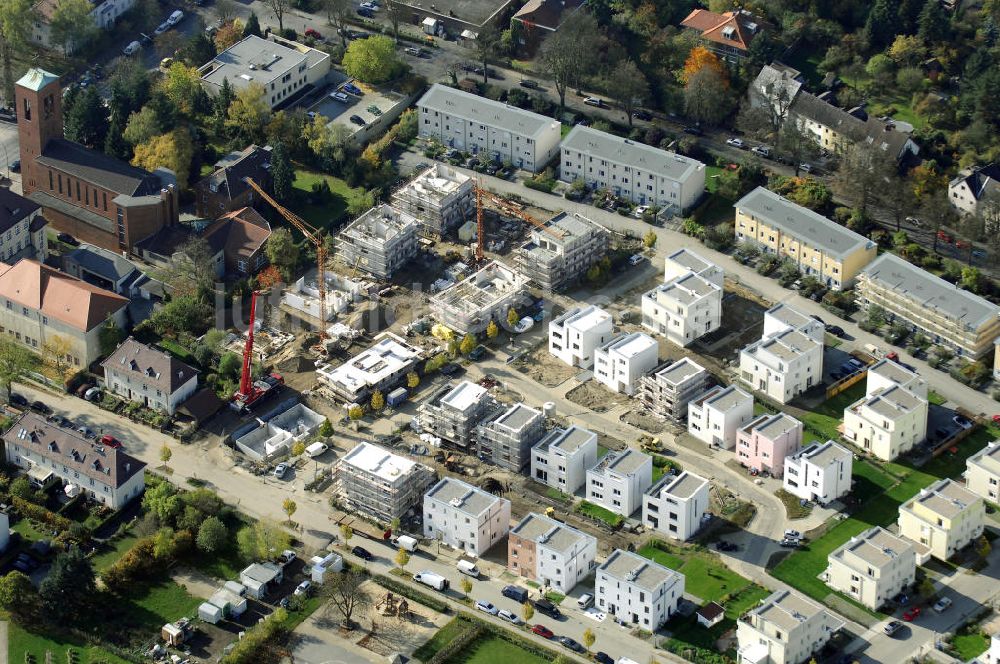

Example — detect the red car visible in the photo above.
[304,28,322,39]
[100,434,122,449]
[903,607,921,621]
[531,624,554,639]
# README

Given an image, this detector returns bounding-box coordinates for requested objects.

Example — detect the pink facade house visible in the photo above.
[736,412,803,477]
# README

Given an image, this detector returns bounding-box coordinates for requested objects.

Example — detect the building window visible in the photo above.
[48,171,53,190]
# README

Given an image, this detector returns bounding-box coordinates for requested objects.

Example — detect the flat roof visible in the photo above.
[745,328,819,364]
[396,163,472,200]
[904,478,980,519]
[650,271,720,306]
[543,211,602,239]
[440,380,488,412]
[425,476,506,517]
[562,125,704,182]
[752,590,827,632]
[551,305,612,333]
[342,204,418,243]
[431,260,525,314]
[340,442,418,480]
[704,385,752,412]
[765,302,815,332]
[854,385,924,419]
[660,470,709,500]
[666,248,715,275]
[791,440,851,468]
[200,35,327,92]
[495,403,542,432]
[868,358,921,387]
[600,549,681,592]
[533,425,596,455]
[968,441,1000,476]
[591,448,650,477]
[653,357,707,386]
[418,83,560,139]
[600,332,657,359]
[861,253,1000,329]
[830,526,914,570]
[745,412,801,439]
[317,333,420,394]
[736,187,873,260]
[512,512,594,553]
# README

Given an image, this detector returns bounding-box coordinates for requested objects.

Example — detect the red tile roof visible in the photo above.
[681,9,760,53]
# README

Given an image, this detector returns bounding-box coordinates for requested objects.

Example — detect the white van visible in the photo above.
[305,442,329,458]
[122,41,141,56]
[456,559,480,578]
[167,10,184,25]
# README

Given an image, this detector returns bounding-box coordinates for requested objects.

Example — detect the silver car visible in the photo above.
[497,609,522,625]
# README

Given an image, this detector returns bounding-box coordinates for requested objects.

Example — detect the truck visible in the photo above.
[387,387,408,407]
[456,559,480,578]
[413,571,449,591]
[392,535,418,552]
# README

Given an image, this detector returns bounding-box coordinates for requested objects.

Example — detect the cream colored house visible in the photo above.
[736,590,843,664]
[842,385,927,461]
[897,478,985,562]
[822,527,916,611]
[965,441,1000,503]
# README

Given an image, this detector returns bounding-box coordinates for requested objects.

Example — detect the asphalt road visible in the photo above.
[0,120,19,180]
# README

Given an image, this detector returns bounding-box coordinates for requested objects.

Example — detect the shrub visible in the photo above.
[221,607,288,663]
[13,498,73,532]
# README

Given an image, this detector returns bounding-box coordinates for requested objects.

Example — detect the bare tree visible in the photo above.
[323,0,353,46]
[538,10,599,112]
[833,143,893,214]
[263,0,291,32]
[775,120,818,176]
[214,0,237,23]
[474,24,501,85]
[385,0,404,43]
[606,59,649,127]
[879,171,917,232]
[323,571,371,629]
[683,67,732,127]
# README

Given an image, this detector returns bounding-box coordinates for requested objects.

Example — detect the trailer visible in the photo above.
[387,387,408,407]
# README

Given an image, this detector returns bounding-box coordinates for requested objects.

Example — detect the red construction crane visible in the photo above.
[472,180,564,262]
[230,289,284,413]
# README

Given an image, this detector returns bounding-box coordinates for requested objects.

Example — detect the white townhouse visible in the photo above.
[422,477,511,556]
[641,271,722,348]
[596,549,685,630]
[966,441,1000,502]
[417,84,562,173]
[739,328,822,404]
[782,440,853,506]
[762,303,824,342]
[560,125,706,213]
[594,332,660,395]
[843,385,928,461]
[508,512,597,593]
[898,478,985,562]
[642,470,710,541]
[586,448,653,518]
[102,338,199,415]
[687,385,754,449]
[865,359,927,399]
[530,425,599,495]
[664,248,723,287]
[548,305,614,369]
[986,633,1000,664]
[822,527,916,611]
[737,590,844,664]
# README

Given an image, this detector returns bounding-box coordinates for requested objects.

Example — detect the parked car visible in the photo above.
[502,585,529,603]
[799,163,814,173]
[294,580,312,596]
[404,46,421,56]
[577,593,594,609]
[497,609,522,624]
[558,636,585,653]
[330,91,350,102]
[633,205,650,219]
[683,125,703,136]
[51,415,73,429]
[305,442,328,458]
[903,607,921,621]
[343,83,363,95]
[892,592,910,607]
[595,653,615,664]
[531,624,554,639]
[826,325,846,338]
[0,107,15,123]
[349,114,366,126]
[953,415,973,430]
[57,232,79,246]
[632,109,653,121]
[84,387,102,401]
[751,145,771,158]
[167,9,184,25]
[352,546,374,561]
[76,426,96,439]
[468,345,487,361]
[9,159,20,173]
[304,28,323,39]
[932,597,953,613]
[533,598,561,617]
[273,463,290,479]
[100,434,122,448]
[519,79,539,89]
[30,400,51,415]
[154,21,170,35]
[780,537,801,548]
[9,393,27,408]
[439,363,461,376]
[784,529,802,540]
[357,7,373,17]
[475,600,498,615]
[883,620,903,636]
[583,97,606,108]
[726,137,745,149]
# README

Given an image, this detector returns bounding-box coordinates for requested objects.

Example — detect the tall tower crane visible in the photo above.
[243,177,330,333]
[230,289,285,413]
[472,180,564,262]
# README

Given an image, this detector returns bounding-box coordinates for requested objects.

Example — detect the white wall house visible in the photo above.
[548,305,614,369]
[739,329,822,404]
[417,84,562,172]
[641,271,722,348]
[865,359,927,399]
[596,549,685,630]
[530,425,598,495]
[560,125,706,213]
[586,448,653,517]
[898,478,985,562]
[966,441,1000,502]
[31,0,137,53]
[736,590,844,664]
[762,303,824,342]
[316,332,422,404]
[423,477,511,556]
[664,248,723,286]
[594,332,659,395]
[687,385,754,449]
[948,163,1000,217]
[843,385,927,461]
[822,527,916,611]
[508,512,597,593]
[102,338,199,415]
[642,470,710,541]
[782,440,853,505]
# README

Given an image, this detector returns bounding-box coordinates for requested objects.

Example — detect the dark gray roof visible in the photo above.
[951,163,1000,201]
[790,93,858,134]
[27,190,114,233]
[37,139,160,196]
[101,337,199,394]
[66,244,140,283]
[0,187,41,234]
[202,145,272,202]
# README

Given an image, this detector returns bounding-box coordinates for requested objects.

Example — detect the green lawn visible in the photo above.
[544,591,565,605]
[459,637,550,664]
[576,501,624,527]
[544,487,573,504]
[291,166,368,231]
[705,165,723,194]
[91,532,139,572]
[775,488,812,520]
[8,621,132,664]
[597,444,610,459]
[123,580,203,632]
[951,632,990,660]
[928,390,946,406]
[796,383,866,443]
[413,617,470,661]
[637,541,761,604]
[158,338,198,366]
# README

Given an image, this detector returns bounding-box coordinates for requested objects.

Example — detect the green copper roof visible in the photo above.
[16,68,60,92]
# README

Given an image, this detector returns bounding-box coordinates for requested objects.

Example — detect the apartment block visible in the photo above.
[822,527,916,611]
[514,211,609,292]
[762,303,824,342]
[548,305,614,369]
[391,163,474,238]
[965,441,1000,502]
[316,332,422,404]
[736,413,803,477]
[594,332,660,395]
[898,478,985,561]
[336,204,418,279]
[782,440,853,505]
[642,470,710,541]
[422,477,511,556]
[586,449,653,518]
[688,385,754,449]
[736,590,843,664]
[638,357,711,423]
[430,261,527,334]
[739,329,823,404]
[664,248,723,287]
[334,442,435,523]
[596,549,685,630]
[417,84,561,172]
[415,381,502,449]
[734,187,877,290]
[476,403,545,471]
[857,253,1000,360]
[560,125,706,213]
[507,512,597,593]
[530,425,598,495]
[843,385,928,461]
[0,187,47,263]
[641,271,722,347]
[866,358,928,399]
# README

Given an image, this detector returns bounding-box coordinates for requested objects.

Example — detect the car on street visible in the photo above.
[30,400,51,415]
[352,546,374,561]
[633,205,650,219]
[583,97,606,107]
[683,125,703,136]
[475,600,499,615]
[469,345,487,361]
[57,232,79,246]
[933,597,953,613]
[557,636,585,653]
[726,137,745,149]
[154,22,170,35]
[531,624,554,639]
[533,598,561,617]
[497,609,522,624]
[800,163,814,173]
[905,216,922,227]
[519,79,539,89]
[903,607,921,621]
[273,463,290,479]
[100,434,122,448]
[883,620,903,636]
[0,107,15,123]
[350,114,366,126]
[294,580,312,596]
[9,393,27,408]
[9,159,20,173]
[632,109,653,121]
[595,653,615,664]
[343,83,363,96]
[304,28,322,39]
[751,145,771,158]
[826,325,846,338]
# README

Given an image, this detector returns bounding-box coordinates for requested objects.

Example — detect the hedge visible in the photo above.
[221,607,289,664]
[13,497,73,532]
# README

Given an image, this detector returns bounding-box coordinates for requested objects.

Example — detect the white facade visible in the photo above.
[948,164,1000,217]
[687,385,754,449]
[102,338,198,415]
[548,305,614,369]
[417,84,562,172]
[865,359,927,399]
[898,478,985,562]
[430,260,527,335]
[762,303,824,342]
[966,441,1000,503]
[641,271,722,348]
[593,332,659,395]
[316,332,422,403]
[596,549,685,630]
[823,527,916,611]
[736,590,843,664]
[560,125,706,213]
[530,425,599,495]
[31,0,136,53]
[334,442,435,523]
[642,470,710,541]
[782,440,853,505]
[739,329,822,404]
[508,512,597,593]
[985,633,1000,664]
[663,248,723,287]
[586,449,653,517]
[422,477,511,556]
[843,385,928,461]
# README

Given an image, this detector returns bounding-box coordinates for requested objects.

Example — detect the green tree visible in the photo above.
[319,417,334,437]
[339,523,353,544]
[196,516,228,553]
[39,549,95,621]
[0,0,35,108]
[459,333,477,355]
[643,230,657,248]
[271,141,294,203]
[160,443,173,467]
[9,476,32,501]
[0,571,38,622]
[291,440,306,457]
[282,498,297,524]
[159,63,204,117]
[0,337,39,397]
[218,352,242,380]
[180,31,216,68]
[864,0,900,50]
[406,372,420,389]
[226,83,271,144]
[394,547,410,571]
[237,520,291,562]
[142,481,182,525]
[684,66,732,126]
[918,0,950,43]
[918,576,936,599]
[976,534,992,559]
[266,227,299,277]
[123,106,163,147]
[486,320,499,340]
[370,389,385,412]
[348,405,364,423]
[49,0,97,53]
[243,11,262,37]
[64,86,108,149]
[506,308,519,328]
[522,600,534,622]
[582,627,596,651]
[459,576,472,596]
[342,35,400,83]
[132,128,195,188]
[961,266,986,294]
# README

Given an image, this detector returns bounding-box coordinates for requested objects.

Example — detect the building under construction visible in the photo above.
[514,212,609,291]
[391,164,474,238]
[336,204,418,279]
[476,402,545,471]
[430,260,527,334]
[415,380,503,449]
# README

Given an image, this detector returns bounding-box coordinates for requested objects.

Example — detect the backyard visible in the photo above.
[638,540,767,605]
[290,166,368,231]
[576,500,625,528]
[8,621,133,664]
[794,382,866,444]
[460,637,550,664]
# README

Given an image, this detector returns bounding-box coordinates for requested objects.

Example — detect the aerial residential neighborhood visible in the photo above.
[3,1,1000,664]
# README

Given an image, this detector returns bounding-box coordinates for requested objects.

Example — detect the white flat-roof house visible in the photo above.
[762,303,824,342]
[898,478,985,562]
[965,441,1000,502]
[586,448,653,518]
[548,305,614,369]
[866,358,928,399]
[560,125,706,213]
[334,442,435,523]
[641,271,722,348]
[642,470,710,541]
[822,527,916,611]
[638,357,711,423]
[842,385,928,461]
[417,84,561,172]
[687,385,754,449]
[423,477,511,556]
[664,248,723,287]
[736,590,844,664]
[530,425,598,495]
[739,329,822,404]
[597,549,685,630]
[508,512,597,593]
[316,332,422,404]
[782,440,853,505]
[985,633,1000,664]
[594,332,659,395]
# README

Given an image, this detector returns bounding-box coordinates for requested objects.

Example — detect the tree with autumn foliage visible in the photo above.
[680,46,727,86]
[681,46,732,126]
[132,129,195,186]
[257,264,284,289]
[214,20,244,51]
